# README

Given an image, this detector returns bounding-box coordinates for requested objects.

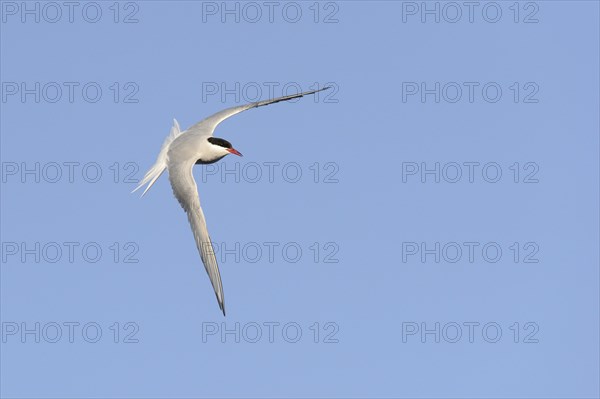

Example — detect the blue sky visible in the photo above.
[1,1,599,398]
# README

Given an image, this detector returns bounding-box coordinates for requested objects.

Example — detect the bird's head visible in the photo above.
[207,137,243,158]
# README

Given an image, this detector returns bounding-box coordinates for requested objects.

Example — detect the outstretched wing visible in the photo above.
[168,159,225,315]
[186,86,331,137]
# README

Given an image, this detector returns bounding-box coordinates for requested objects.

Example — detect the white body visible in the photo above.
[133,87,330,315]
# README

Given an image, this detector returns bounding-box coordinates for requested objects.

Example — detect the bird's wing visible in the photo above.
[168,159,225,315]
[186,86,331,137]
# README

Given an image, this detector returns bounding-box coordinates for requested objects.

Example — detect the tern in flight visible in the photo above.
[133,87,330,315]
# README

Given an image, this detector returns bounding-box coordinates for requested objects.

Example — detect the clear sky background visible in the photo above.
[1,1,599,398]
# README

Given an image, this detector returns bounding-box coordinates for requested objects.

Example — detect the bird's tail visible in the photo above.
[132,119,183,196]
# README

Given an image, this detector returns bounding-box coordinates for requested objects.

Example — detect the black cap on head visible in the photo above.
[207,137,233,149]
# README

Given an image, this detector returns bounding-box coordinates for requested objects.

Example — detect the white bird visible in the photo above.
[133,87,330,315]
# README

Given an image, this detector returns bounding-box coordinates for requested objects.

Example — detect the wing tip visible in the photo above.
[311,86,331,94]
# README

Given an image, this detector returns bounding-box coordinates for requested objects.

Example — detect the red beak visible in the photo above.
[227,148,243,157]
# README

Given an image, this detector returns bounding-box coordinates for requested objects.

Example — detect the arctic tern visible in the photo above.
[133,86,330,315]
